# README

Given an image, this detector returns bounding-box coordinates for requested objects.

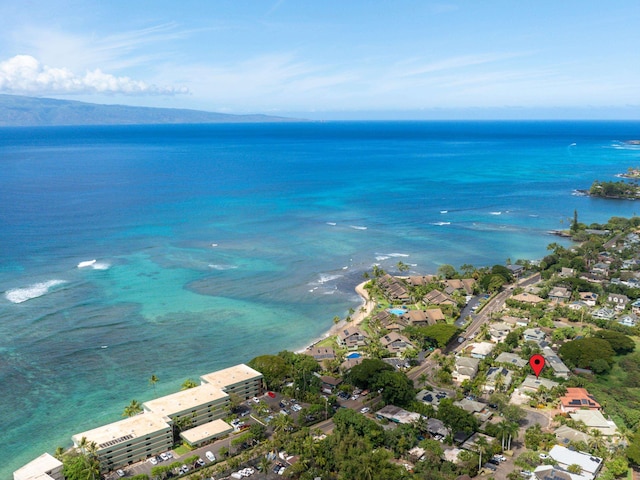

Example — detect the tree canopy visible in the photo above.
[559,338,615,373]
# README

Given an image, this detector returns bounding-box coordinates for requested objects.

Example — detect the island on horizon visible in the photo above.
[0,94,302,127]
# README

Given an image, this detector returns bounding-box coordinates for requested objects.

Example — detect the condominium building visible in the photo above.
[143,383,230,427]
[200,363,264,400]
[72,413,172,471]
[13,453,63,480]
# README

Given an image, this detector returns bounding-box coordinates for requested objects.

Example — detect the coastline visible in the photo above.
[297,280,374,353]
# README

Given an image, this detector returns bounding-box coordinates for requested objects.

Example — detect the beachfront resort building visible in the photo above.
[200,363,264,400]
[72,412,173,472]
[13,453,63,480]
[142,383,231,428]
[69,364,263,471]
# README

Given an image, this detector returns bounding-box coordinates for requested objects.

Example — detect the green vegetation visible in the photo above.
[589,180,640,199]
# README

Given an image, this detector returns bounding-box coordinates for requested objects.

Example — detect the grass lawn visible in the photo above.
[174,443,193,455]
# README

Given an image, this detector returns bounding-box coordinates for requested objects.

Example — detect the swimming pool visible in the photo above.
[389,308,407,315]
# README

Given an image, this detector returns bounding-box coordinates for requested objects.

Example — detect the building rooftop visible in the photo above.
[143,384,229,418]
[72,413,171,450]
[200,363,263,389]
[495,352,528,368]
[13,453,62,480]
[179,419,234,445]
[519,375,559,391]
[560,388,601,410]
[548,445,602,477]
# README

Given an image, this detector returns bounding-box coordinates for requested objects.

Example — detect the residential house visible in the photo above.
[559,267,576,278]
[320,375,342,393]
[488,322,513,343]
[569,411,619,437]
[380,332,416,356]
[495,352,528,368]
[337,327,369,350]
[484,367,513,392]
[454,399,492,422]
[590,262,610,278]
[607,293,629,311]
[548,445,603,480]
[559,388,601,413]
[501,315,530,327]
[591,307,615,320]
[579,292,598,307]
[523,328,546,345]
[376,405,421,424]
[631,299,640,315]
[548,286,571,304]
[512,292,544,304]
[424,289,456,306]
[426,418,449,438]
[533,466,587,480]
[452,357,480,383]
[469,342,495,360]
[542,346,571,379]
[618,313,639,327]
[461,433,495,452]
[568,301,589,311]
[518,375,559,393]
[507,264,524,278]
[554,425,592,446]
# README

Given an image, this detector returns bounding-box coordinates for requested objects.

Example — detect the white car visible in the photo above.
[205,451,216,462]
[116,470,125,478]
[148,457,158,465]
[539,453,549,460]
[360,407,370,414]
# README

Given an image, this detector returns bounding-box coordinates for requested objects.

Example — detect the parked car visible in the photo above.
[205,451,216,462]
[360,407,370,414]
[116,469,125,478]
[148,457,158,465]
[539,453,549,460]
[196,458,206,467]
[179,465,190,474]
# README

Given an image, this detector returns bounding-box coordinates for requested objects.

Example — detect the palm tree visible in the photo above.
[181,378,198,390]
[149,374,159,393]
[122,399,142,417]
[475,435,490,471]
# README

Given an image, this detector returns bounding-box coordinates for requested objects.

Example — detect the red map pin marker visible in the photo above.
[529,354,545,378]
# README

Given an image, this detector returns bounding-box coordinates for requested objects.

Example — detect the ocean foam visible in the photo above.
[77,260,96,268]
[490,211,502,215]
[317,273,343,284]
[92,262,110,270]
[208,264,238,270]
[440,210,448,214]
[375,255,390,261]
[5,280,67,303]
[349,225,367,230]
[431,222,451,226]
[326,222,337,226]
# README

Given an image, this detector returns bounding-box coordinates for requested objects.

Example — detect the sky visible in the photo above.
[0,1,639,119]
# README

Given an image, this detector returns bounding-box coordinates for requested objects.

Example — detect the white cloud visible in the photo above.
[0,55,188,96]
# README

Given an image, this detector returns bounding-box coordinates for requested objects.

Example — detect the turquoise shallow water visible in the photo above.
[1,121,640,477]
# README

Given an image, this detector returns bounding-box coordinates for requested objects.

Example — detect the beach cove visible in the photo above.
[2,121,640,478]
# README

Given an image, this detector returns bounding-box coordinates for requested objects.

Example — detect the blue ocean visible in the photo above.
[1,121,640,477]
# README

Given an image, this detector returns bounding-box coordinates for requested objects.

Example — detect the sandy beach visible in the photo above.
[298,280,375,353]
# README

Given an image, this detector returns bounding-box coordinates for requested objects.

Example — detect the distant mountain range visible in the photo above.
[0,94,298,126]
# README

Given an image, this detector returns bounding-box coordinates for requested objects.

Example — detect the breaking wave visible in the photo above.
[5,280,67,304]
